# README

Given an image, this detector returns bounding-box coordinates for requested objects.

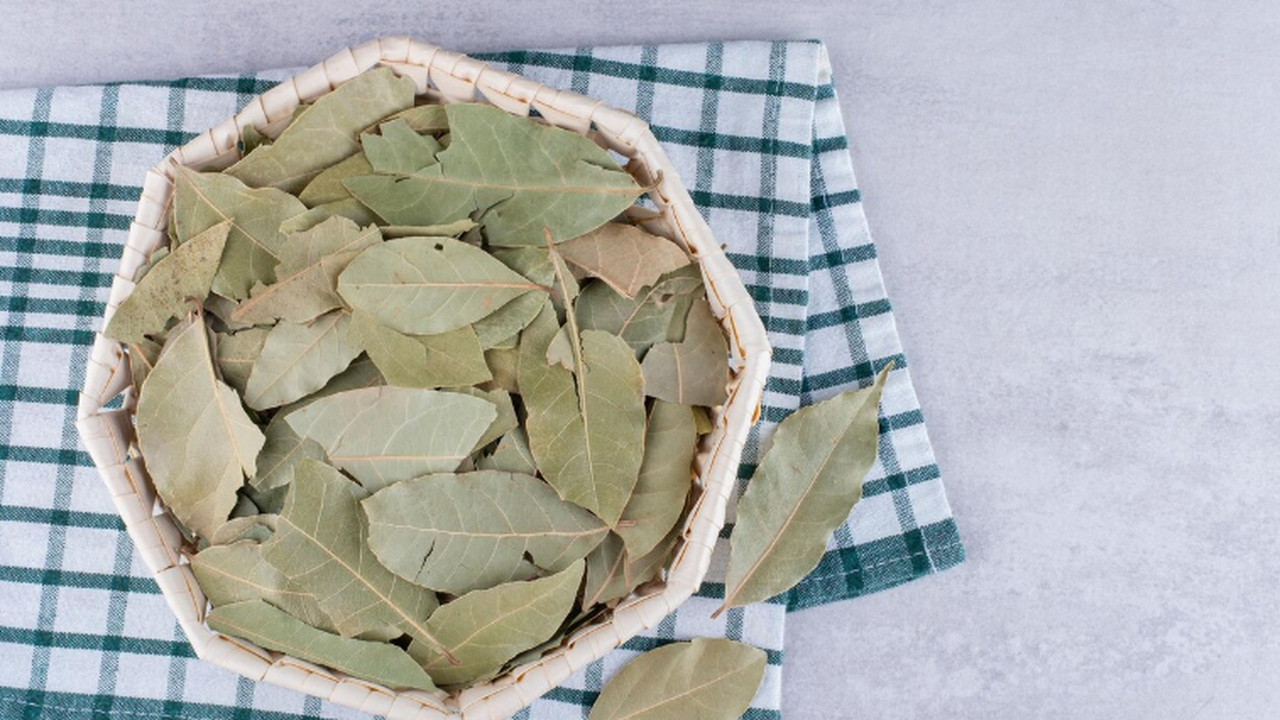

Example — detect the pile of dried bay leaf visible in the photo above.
[107,65,890,715]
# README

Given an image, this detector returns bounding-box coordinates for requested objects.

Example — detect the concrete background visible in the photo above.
[5,2,1279,718]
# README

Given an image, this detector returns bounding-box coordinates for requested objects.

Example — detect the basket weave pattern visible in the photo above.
[75,37,770,720]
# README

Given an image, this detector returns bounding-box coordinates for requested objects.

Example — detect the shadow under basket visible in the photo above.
[76,36,771,720]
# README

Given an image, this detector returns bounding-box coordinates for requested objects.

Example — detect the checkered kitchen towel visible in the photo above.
[0,40,963,719]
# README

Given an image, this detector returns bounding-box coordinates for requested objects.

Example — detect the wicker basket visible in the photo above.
[75,37,770,720]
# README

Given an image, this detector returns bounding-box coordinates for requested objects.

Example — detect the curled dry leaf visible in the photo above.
[587,638,766,720]
[718,365,892,615]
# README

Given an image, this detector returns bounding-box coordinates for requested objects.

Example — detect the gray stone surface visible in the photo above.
[4,2,1279,718]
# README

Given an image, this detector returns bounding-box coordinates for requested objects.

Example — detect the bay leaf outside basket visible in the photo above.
[75,37,771,720]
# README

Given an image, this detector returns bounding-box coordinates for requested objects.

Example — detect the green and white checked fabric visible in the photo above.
[0,40,963,719]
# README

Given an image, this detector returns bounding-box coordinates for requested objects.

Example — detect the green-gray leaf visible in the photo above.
[381,218,477,239]
[337,236,544,336]
[190,541,332,631]
[406,561,584,687]
[445,386,516,450]
[481,346,520,394]
[719,365,891,614]
[214,327,268,395]
[297,152,372,206]
[231,216,382,325]
[243,311,361,411]
[640,298,729,407]
[127,338,162,389]
[615,401,696,556]
[362,471,608,595]
[226,67,415,193]
[582,531,674,607]
[173,167,307,300]
[280,198,380,235]
[587,638,766,720]
[105,220,230,344]
[520,302,646,526]
[285,386,496,492]
[387,104,449,134]
[345,309,490,389]
[475,427,537,476]
[135,317,265,539]
[557,223,690,299]
[261,459,445,652]
[575,265,704,357]
[362,119,442,174]
[344,103,641,246]
[207,600,437,692]
[250,414,326,492]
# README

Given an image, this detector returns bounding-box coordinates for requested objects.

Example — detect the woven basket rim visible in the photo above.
[76,36,771,720]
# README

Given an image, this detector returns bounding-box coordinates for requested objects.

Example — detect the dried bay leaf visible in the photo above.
[214,327,268,395]
[279,354,384,414]
[297,152,372,206]
[262,459,446,652]
[362,119,442,174]
[202,293,255,333]
[381,218,477,238]
[280,199,381,235]
[135,317,265,539]
[362,471,608,595]
[209,513,275,545]
[226,67,416,193]
[345,103,641,246]
[446,386,517,449]
[231,216,383,325]
[284,386,495,492]
[481,346,520,394]
[615,401,696,556]
[337,236,544,336]
[557,223,690,299]
[388,104,449,134]
[105,220,230,344]
[208,600,437,692]
[692,405,714,435]
[190,541,333,632]
[127,338,162,389]
[345,309,490,389]
[250,414,326,492]
[406,561,584,687]
[475,427,537,476]
[132,245,169,282]
[575,265,704,357]
[243,311,361,411]
[173,167,307,300]
[520,299,646,526]
[718,366,891,614]
[582,528,676,607]
[587,638,766,720]
[640,298,729,407]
